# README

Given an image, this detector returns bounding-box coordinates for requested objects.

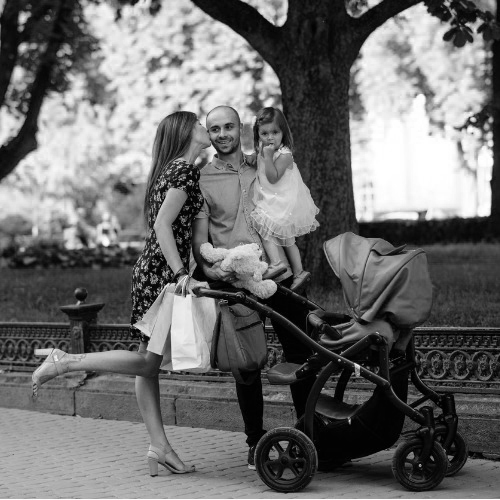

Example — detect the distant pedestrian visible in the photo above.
[96,212,120,247]
[75,208,93,248]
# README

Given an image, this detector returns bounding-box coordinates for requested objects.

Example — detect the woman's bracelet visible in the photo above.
[173,267,188,282]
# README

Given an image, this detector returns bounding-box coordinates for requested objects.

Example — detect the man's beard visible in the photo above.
[213,137,240,156]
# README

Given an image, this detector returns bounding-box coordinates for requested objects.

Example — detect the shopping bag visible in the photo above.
[134,283,176,356]
[170,279,218,373]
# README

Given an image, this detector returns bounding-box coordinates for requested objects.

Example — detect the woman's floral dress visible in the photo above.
[130,159,203,342]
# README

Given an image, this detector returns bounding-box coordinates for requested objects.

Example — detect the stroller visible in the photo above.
[198,232,468,493]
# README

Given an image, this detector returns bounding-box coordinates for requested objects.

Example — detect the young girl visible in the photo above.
[251,107,319,291]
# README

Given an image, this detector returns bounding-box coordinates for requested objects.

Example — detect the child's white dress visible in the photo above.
[251,146,319,247]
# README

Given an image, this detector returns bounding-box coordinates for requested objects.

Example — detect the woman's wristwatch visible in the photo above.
[173,267,188,283]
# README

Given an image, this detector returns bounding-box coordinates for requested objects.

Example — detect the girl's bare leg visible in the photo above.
[285,244,310,291]
[261,238,282,266]
[284,244,303,276]
[261,238,288,279]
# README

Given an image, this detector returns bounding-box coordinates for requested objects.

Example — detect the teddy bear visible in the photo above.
[200,242,277,299]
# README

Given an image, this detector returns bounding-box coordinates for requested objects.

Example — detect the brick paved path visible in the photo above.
[0,408,498,499]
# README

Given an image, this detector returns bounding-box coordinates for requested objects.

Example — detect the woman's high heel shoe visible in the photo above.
[147,445,195,476]
[32,348,71,398]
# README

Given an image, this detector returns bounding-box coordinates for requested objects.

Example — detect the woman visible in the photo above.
[32,111,211,476]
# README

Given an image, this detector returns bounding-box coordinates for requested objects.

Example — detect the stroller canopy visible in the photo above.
[323,232,433,329]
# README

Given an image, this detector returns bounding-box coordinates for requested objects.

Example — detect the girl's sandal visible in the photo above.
[290,270,311,292]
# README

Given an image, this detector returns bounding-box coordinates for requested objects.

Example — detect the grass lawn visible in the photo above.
[1,243,499,327]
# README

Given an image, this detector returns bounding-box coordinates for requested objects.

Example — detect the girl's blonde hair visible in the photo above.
[143,111,197,228]
[253,107,294,152]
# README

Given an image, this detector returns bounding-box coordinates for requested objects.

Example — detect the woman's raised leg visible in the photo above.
[32,346,163,397]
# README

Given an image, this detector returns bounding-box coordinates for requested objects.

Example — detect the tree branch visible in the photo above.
[0,0,74,182]
[0,0,22,107]
[190,0,283,68]
[353,0,423,45]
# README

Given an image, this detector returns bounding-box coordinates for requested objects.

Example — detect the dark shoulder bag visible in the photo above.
[210,301,268,385]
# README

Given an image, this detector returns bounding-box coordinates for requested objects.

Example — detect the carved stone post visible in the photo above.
[60,288,105,354]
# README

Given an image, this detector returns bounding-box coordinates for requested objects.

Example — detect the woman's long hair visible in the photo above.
[143,111,197,229]
[253,107,294,153]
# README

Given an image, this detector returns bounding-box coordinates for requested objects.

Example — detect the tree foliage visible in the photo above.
[1,0,284,228]
[0,0,101,181]
[1,0,499,278]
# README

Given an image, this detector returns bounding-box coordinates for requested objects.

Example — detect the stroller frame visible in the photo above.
[198,282,467,493]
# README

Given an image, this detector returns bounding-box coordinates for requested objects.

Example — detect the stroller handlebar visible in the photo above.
[307,311,343,341]
[193,286,246,302]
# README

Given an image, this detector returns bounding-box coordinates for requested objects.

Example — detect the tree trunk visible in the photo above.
[491,1,500,236]
[276,49,358,285]
[187,0,422,281]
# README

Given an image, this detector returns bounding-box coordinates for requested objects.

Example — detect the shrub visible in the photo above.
[3,240,141,269]
[359,217,498,245]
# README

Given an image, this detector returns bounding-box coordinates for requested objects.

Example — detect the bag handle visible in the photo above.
[174,274,190,297]
[219,302,257,385]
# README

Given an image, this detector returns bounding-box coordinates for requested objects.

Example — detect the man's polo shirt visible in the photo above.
[197,154,261,250]
[196,153,292,280]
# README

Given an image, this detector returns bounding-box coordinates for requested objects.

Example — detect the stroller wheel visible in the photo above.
[437,431,469,476]
[255,427,317,493]
[392,436,448,491]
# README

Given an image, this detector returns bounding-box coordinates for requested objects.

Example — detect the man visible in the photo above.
[192,105,315,470]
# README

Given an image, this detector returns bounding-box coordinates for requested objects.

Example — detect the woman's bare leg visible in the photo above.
[32,345,164,397]
[46,348,163,377]
[134,343,189,471]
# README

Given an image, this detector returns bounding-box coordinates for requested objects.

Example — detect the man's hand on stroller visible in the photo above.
[187,277,210,295]
[203,261,238,285]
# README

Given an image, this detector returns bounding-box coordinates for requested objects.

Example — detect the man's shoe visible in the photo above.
[247,445,256,470]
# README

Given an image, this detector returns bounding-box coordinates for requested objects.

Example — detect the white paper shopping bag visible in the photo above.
[170,293,217,373]
[134,283,176,356]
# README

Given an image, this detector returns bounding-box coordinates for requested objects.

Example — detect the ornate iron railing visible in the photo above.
[413,327,500,391]
[1,320,499,392]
